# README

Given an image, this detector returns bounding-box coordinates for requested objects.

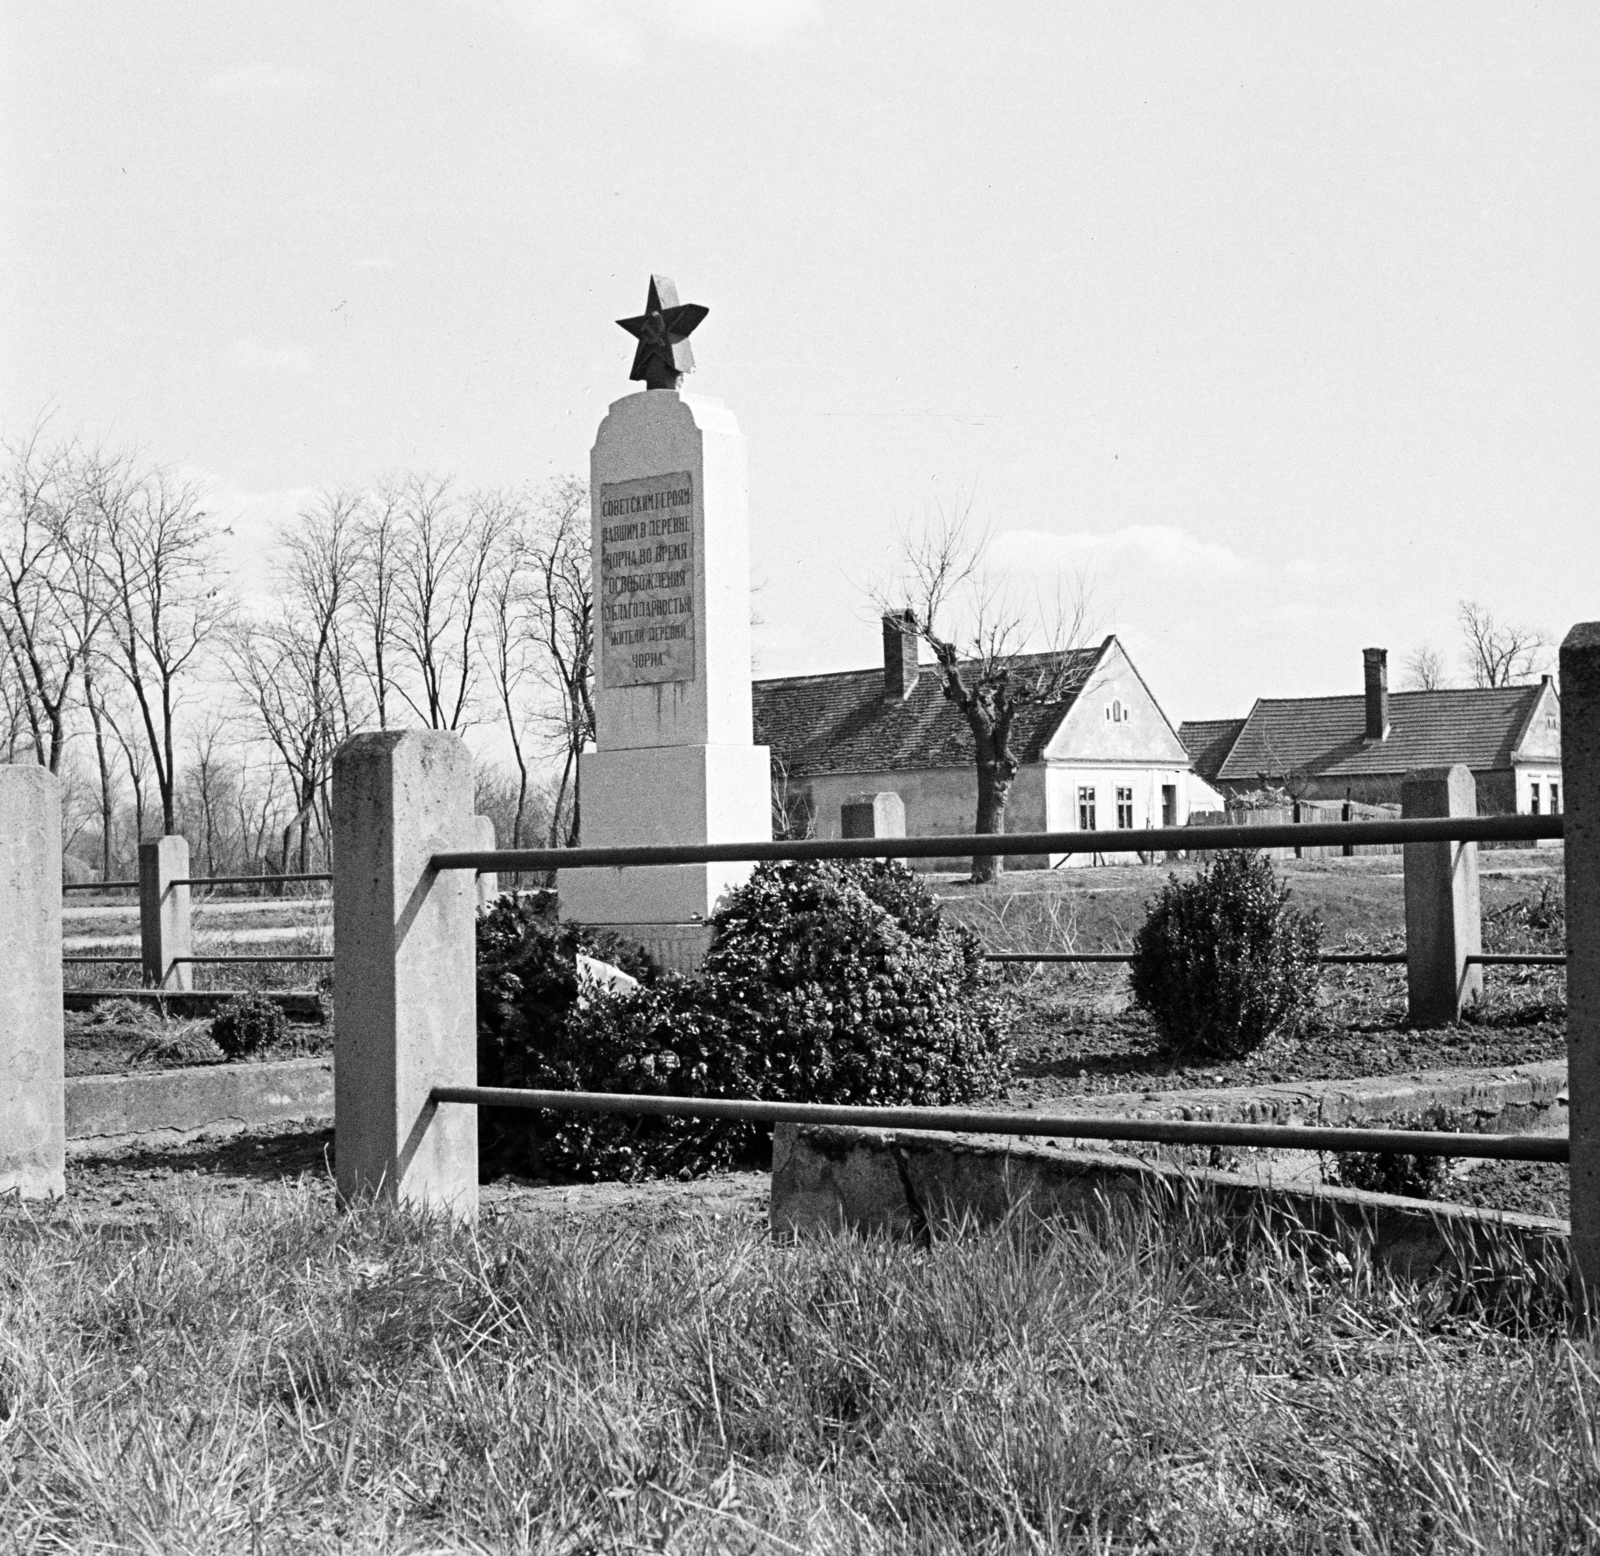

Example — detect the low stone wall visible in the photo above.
[65,1056,333,1157]
[772,1124,1568,1282]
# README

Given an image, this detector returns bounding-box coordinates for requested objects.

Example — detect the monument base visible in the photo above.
[559,742,771,926]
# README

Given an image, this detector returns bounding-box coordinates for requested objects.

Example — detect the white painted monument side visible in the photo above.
[560,388,772,957]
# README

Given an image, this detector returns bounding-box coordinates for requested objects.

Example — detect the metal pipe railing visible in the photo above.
[171,954,333,965]
[983,951,1563,966]
[172,873,333,888]
[429,1085,1568,1162]
[432,812,1562,874]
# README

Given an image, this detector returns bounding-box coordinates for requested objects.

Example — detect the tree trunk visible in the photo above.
[566,748,582,849]
[971,760,1013,884]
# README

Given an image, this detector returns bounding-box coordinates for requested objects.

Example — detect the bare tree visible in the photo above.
[82,452,228,835]
[1402,644,1447,692]
[385,476,506,731]
[226,491,366,873]
[480,501,544,848]
[1458,600,1549,688]
[525,477,594,848]
[875,499,1095,884]
[0,430,102,772]
[350,486,402,729]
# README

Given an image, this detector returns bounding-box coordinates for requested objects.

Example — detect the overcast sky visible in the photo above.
[4,2,1596,726]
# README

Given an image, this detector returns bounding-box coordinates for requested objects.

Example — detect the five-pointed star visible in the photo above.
[616,274,709,389]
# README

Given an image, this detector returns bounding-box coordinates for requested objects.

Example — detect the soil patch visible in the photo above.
[20,1121,766,1231]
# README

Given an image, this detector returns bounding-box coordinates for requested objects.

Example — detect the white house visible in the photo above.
[752,617,1205,868]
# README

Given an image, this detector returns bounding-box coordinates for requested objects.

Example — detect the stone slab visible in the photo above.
[65,1056,333,1157]
[772,1123,1568,1283]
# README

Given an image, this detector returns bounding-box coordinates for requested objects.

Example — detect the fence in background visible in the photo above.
[60,821,497,992]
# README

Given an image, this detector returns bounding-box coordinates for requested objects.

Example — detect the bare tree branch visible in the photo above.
[871,495,1096,883]
[1458,599,1549,688]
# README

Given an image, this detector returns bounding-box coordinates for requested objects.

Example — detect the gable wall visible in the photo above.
[1042,641,1190,765]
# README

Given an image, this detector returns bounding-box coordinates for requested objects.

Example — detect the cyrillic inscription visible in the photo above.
[598,471,696,687]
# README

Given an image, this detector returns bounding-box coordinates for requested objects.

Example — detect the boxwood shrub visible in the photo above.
[1129,850,1321,1059]
[480,861,1012,1182]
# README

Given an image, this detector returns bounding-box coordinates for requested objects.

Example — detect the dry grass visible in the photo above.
[1,1186,1596,1553]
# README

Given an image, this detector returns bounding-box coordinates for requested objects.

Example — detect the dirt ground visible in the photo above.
[33,1122,768,1231]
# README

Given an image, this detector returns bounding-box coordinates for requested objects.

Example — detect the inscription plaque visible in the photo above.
[598,471,696,688]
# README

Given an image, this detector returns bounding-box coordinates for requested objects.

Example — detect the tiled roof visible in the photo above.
[1178,718,1247,784]
[1216,686,1543,782]
[753,648,1102,777]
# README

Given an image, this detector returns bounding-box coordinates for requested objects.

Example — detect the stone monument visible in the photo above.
[558,276,772,969]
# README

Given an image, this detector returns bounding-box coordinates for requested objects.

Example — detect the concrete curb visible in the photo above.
[772,1123,1569,1281]
[65,1056,333,1157]
[1060,1059,1568,1134]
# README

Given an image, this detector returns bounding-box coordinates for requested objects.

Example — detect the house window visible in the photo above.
[1078,786,1097,831]
[1116,787,1134,829]
[1552,783,1561,813]
[1530,783,1541,815]
[1105,699,1127,723]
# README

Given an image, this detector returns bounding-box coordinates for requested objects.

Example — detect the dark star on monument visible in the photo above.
[616,275,709,391]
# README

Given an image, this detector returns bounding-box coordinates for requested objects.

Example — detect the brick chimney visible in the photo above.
[1362,647,1390,741]
[883,611,919,701]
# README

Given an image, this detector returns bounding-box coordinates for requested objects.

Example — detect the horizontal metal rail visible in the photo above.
[1468,953,1567,966]
[62,879,139,893]
[171,953,334,965]
[433,813,1562,874]
[174,873,333,888]
[430,1086,1566,1161]
[983,951,1414,965]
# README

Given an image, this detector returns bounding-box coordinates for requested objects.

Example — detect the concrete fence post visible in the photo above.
[1401,764,1483,1026]
[1561,623,1600,1311]
[138,835,192,990]
[332,730,478,1218]
[0,764,65,1198]
[473,813,499,909]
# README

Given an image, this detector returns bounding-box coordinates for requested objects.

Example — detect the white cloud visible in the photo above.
[483,0,817,66]
[352,258,394,270]
[1284,557,1316,579]
[226,336,314,375]
[201,63,332,99]
[993,524,1251,578]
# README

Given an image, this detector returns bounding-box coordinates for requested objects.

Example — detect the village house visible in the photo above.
[752,615,1206,867]
[1180,648,1562,815]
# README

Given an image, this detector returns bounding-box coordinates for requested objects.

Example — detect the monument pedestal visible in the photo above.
[560,385,771,966]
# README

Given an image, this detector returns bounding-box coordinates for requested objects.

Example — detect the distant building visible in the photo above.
[1180,648,1562,815]
[752,617,1206,868]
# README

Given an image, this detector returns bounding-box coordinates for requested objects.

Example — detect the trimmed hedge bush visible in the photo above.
[478,861,1012,1182]
[1129,850,1321,1059]
[209,991,287,1058]
[475,894,659,1180]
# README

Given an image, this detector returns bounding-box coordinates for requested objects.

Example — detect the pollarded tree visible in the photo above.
[875,499,1095,884]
